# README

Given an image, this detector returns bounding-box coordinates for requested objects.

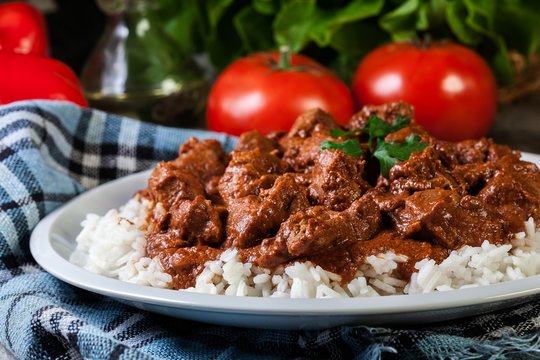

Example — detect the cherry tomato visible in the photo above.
[207,50,354,136]
[351,41,498,142]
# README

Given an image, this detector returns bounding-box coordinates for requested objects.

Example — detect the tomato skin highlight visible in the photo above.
[352,42,498,142]
[0,2,49,56]
[207,51,354,136]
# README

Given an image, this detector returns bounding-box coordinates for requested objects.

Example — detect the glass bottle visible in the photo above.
[81,0,208,128]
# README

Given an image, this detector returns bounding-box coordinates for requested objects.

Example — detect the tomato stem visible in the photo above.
[278,45,291,69]
[412,33,434,49]
[423,33,432,48]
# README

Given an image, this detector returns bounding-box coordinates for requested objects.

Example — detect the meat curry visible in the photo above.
[139,102,540,290]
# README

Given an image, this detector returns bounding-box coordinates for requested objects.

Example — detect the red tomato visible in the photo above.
[351,41,498,142]
[0,52,88,107]
[0,2,49,56]
[207,51,354,136]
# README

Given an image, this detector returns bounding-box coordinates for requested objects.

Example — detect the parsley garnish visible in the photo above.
[319,115,429,178]
[373,134,429,178]
[320,139,363,157]
[329,128,364,138]
[365,115,409,147]
[327,115,408,142]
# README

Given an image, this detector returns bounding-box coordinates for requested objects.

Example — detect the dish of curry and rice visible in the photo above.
[69,101,540,298]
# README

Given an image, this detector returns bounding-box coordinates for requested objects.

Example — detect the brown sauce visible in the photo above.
[140,102,540,289]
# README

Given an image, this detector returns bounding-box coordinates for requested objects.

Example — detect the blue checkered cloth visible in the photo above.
[0,100,539,360]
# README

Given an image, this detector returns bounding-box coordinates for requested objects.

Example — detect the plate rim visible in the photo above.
[29,151,540,317]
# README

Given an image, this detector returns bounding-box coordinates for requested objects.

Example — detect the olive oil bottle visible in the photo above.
[81,0,208,129]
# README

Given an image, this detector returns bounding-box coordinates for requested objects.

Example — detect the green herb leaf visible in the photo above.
[329,114,409,141]
[373,134,430,178]
[320,140,363,157]
[329,128,364,137]
[322,116,428,177]
[373,150,400,180]
[365,115,410,147]
[392,115,410,129]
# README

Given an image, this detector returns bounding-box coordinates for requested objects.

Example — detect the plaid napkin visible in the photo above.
[0,100,539,360]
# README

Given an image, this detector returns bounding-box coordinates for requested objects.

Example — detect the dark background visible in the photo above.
[44,0,105,75]
[43,0,540,154]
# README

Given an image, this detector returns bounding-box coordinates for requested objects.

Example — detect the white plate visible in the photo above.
[30,152,540,330]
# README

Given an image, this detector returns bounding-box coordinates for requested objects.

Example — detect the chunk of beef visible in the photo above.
[234,131,282,155]
[347,101,414,127]
[256,195,381,269]
[391,189,506,249]
[384,126,435,144]
[287,196,381,256]
[454,138,494,164]
[391,188,460,237]
[424,195,507,248]
[280,108,343,172]
[142,161,205,209]
[389,146,466,195]
[486,142,519,163]
[348,101,434,144]
[286,108,341,138]
[478,159,540,232]
[353,230,449,279]
[436,138,519,167]
[146,195,224,258]
[450,162,497,196]
[218,148,288,203]
[159,246,223,289]
[168,196,224,246]
[223,173,310,249]
[309,148,371,211]
[366,187,408,213]
[170,137,229,202]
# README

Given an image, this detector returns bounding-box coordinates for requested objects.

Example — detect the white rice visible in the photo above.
[70,197,540,298]
[69,197,173,289]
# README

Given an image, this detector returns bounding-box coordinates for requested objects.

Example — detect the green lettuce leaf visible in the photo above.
[234,6,275,53]
[273,0,384,52]
[155,0,540,86]
[252,0,280,15]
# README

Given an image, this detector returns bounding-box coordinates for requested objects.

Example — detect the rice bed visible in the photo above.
[69,197,540,298]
